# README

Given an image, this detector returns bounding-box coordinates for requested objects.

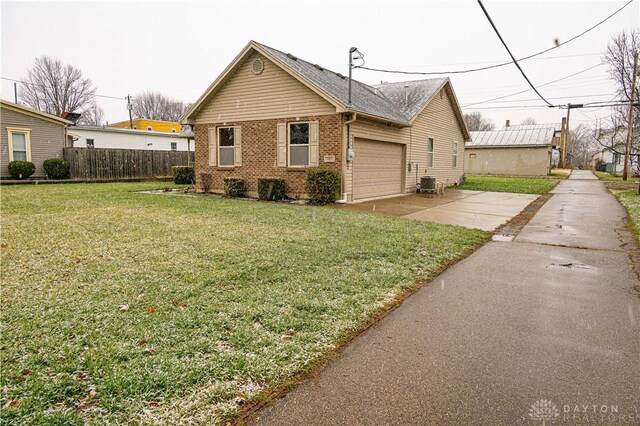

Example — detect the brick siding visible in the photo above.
[194,114,342,198]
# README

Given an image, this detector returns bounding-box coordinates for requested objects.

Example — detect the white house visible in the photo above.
[69,126,194,152]
[592,147,640,174]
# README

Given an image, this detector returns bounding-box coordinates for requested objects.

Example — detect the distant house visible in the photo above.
[109,119,182,133]
[465,123,560,176]
[1,100,72,178]
[182,40,470,201]
[592,127,640,174]
[69,126,193,152]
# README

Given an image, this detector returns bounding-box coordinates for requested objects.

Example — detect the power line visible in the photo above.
[477,0,554,107]
[462,63,603,108]
[1,76,126,101]
[355,0,634,76]
[465,92,612,105]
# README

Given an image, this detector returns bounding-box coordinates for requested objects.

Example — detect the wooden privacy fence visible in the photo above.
[64,148,194,180]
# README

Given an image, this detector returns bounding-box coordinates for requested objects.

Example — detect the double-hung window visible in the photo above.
[170,142,177,151]
[288,122,309,167]
[452,142,458,168]
[7,128,31,161]
[218,127,235,166]
[427,138,434,167]
[86,138,95,148]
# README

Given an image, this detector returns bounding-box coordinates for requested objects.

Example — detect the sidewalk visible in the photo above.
[253,170,640,425]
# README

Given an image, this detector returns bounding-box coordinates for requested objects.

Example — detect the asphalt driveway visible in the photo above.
[335,190,538,231]
[254,170,640,425]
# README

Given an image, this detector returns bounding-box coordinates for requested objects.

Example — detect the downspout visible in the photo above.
[336,112,357,204]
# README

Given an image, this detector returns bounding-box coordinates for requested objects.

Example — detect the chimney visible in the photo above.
[404,85,409,106]
[505,119,510,128]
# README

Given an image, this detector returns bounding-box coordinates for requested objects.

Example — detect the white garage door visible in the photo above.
[353,139,404,200]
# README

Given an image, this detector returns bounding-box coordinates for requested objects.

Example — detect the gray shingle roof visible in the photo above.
[468,127,556,147]
[255,42,407,123]
[373,78,447,121]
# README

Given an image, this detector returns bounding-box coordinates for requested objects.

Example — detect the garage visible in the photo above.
[353,138,404,200]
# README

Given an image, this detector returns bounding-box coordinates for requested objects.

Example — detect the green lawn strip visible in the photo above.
[594,171,640,182]
[0,182,489,425]
[453,175,561,194]
[614,190,640,240]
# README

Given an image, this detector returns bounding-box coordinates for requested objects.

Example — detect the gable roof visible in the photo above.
[1,100,73,125]
[182,41,470,139]
[468,126,557,148]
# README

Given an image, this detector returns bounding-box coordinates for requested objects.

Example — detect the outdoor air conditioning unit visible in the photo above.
[419,176,436,193]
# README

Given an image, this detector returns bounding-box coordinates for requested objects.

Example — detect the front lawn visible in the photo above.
[453,174,563,194]
[594,171,640,182]
[615,190,640,240]
[0,183,488,425]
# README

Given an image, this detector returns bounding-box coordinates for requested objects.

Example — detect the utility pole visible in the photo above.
[560,117,567,168]
[348,47,357,106]
[562,103,583,169]
[13,83,18,104]
[623,52,638,181]
[127,94,133,129]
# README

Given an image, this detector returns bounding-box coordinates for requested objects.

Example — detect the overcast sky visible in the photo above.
[2,0,638,130]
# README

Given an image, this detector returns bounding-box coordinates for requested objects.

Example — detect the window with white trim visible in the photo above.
[218,127,235,166]
[170,142,177,151]
[86,138,95,148]
[7,128,31,161]
[288,122,309,167]
[452,142,458,167]
[427,138,434,167]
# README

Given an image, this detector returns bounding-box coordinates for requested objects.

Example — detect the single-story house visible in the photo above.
[465,123,560,176]
[69,125,194,152]
[1,100,73,178]
[182,40,470,202]
[592,146,640,174]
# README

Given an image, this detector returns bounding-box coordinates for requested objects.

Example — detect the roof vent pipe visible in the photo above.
[404,85,409,106]
[505,119,510,128]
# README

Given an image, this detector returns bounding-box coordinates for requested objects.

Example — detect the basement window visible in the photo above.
[288,122,309,167]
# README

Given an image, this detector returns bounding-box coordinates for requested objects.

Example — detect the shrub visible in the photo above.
[258,178,286,201]
[43,158,70,179]
[305,167,341,204]
[224,177,246,197]
[172,166,194,184]
[8,161,36,180]
[200,173,213,193]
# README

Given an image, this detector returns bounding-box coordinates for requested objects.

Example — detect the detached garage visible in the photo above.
[352,139,404,200]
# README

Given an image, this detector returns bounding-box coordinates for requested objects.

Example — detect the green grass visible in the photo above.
[0,182,489,425]
[453,174,562,195]
[615,190,640,240]
[594,171,640,182]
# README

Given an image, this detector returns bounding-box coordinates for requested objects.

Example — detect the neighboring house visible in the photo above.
[1,100,72,178]
[592,146,640,174]
[109,119,182,133]
[182,41,470,202]
[69,126,193,152]
[465,124,560,176]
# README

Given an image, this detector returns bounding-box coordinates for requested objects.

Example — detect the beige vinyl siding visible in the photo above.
[195,52,336,124]
[0,106,66,178]
[465,146,552,176]
[404,87,465,192]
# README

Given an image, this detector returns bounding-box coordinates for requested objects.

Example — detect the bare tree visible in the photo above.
[520,117,537,125]
[567,123,599,168]
[596,30,640,156]
[463,112,495,131]
[77,102,105,126]
[131,91,192,122]
[20,56,96,116]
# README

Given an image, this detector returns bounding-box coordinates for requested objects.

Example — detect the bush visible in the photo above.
[172,166,194,184]
[200,173,213,193]
[43,158,70,179]
[305,167,341,204]
[8,161,36,180]
[224,177,246,197]
[258,178,286,201]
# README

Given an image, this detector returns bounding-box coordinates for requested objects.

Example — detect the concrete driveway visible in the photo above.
[335,190,538,231]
